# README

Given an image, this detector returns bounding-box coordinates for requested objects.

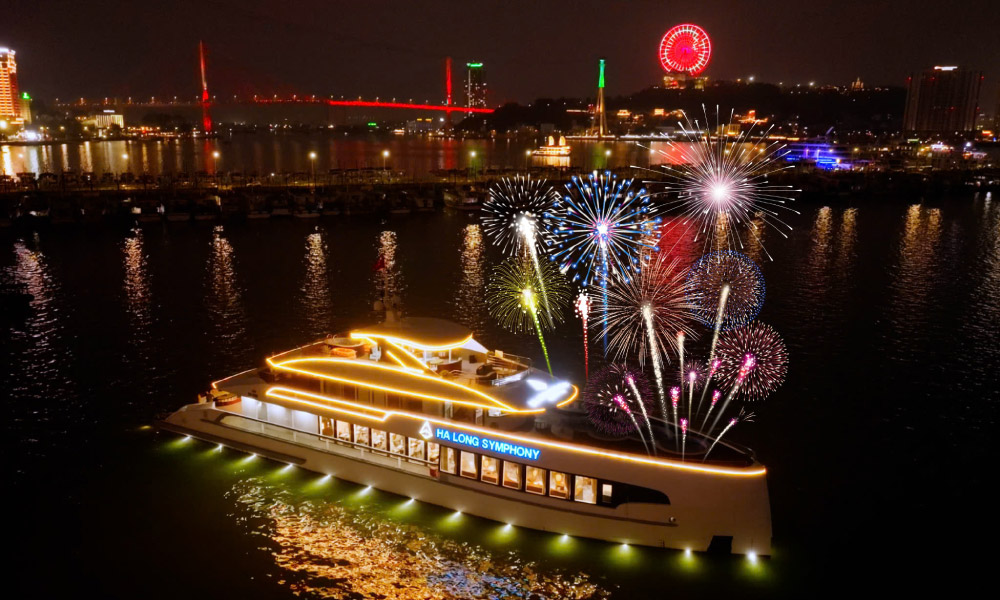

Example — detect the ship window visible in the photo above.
[441,446,457,474]
[427,442,440,464]
[548,471,569,499]
[408,438,425,460]
[502,461,521,490]
[390,433,406,455]
[320,416,334,437]
[574,476,597,504]
[343,384,357,400]
[353,425,370,446]
[525,467,546,495]
[460,451,477,478]
[480,456,499,484]
[336,420,352,442]
[371,428,387,451]
[601,483,613,504]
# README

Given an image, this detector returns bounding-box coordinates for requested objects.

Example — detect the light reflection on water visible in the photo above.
[374,230,404,312]
[454,224,488,334]
[229,476,610,599]
[205,225,251,366]
[300,229,333,336]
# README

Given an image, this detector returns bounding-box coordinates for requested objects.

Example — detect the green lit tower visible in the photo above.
[593,58,608,138]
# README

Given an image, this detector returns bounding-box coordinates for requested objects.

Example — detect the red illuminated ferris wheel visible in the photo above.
[659,24,712,76]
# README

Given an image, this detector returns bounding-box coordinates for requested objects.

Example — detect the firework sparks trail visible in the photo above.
[645,303,669,421]
[612,394,651,455]
[687,369,697,426]
[697,283,730,414]
[680,418,689,461]
[702,388,722,425]
[574,291,592,378]
[670,386,680,446]
[677,330,686,409]
[704,418,738,462]
[625,373,657,456]
[584,365,656,454]
[640,104,801,261]
[523,289,553,374]
[708,354,755,433]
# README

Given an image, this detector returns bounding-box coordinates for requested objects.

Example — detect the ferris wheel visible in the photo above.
[659,24,712,76]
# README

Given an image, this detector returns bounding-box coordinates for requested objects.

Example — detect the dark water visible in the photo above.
[1,135,679,177]
[4,195,997,598]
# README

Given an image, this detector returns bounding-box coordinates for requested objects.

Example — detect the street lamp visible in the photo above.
[605,148,612,169]
[469,150,478,179]
[525,149,532,169]
[212,150,220,175]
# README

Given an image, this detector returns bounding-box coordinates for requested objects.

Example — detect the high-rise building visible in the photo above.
[903,66,984,134]
[0,48,22,126]
[465,62,486,113]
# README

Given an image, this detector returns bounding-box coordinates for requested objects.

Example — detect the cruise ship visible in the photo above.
[160,315,771,555]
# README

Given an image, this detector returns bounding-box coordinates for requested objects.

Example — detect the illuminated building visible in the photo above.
[465,62,487,114]
[79,110,125,133]
[903,66,984,134]
[850,77,864,91]
[18,91,31,125]
[0,48,22,126]
[161,312,772,555]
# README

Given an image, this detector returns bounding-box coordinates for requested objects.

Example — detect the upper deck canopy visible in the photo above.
[351,317,473,350]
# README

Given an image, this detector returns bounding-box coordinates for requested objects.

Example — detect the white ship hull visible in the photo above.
[161,401,771,555]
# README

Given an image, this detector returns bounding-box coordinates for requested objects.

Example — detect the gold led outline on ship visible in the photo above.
[264,387,766,477]
[350,330,475,351]
[267,356,559,414]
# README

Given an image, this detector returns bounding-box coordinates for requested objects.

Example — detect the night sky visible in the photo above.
[5,0,999,106]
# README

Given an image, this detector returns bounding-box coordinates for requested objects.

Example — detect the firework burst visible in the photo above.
[716,321,788,403]
[583,364,656,452]
[487,257,570,374]
[599,253,697,366]
[686,250,765,332]
[644,104,800,260]
[482,175,559,257]
[544,172,660,286]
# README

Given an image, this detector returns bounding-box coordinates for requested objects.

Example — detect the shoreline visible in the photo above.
[0,168,996,229]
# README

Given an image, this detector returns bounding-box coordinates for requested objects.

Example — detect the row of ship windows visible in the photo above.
[319,417,609,505]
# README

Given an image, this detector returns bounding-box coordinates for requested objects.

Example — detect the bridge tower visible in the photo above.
[199,41,212,133]
[445,56,453,133]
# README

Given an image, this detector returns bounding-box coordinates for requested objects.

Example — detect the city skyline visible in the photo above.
[3,0,999,105]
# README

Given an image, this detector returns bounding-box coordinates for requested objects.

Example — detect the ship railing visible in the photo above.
[211,410,438,472]
[487,351,532,386]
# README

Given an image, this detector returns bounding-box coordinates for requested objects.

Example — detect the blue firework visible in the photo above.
[544,172,661,287]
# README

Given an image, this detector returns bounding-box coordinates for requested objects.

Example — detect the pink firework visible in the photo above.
[717,322,788,403]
